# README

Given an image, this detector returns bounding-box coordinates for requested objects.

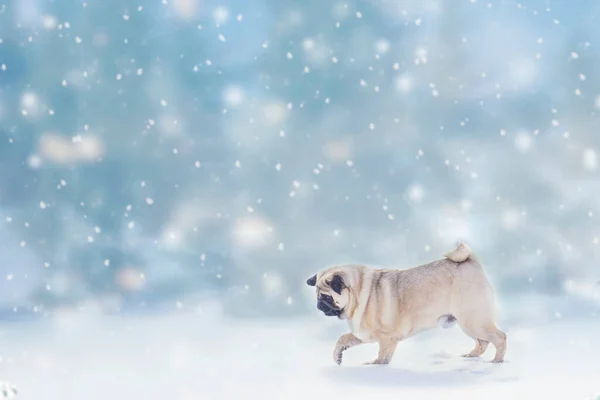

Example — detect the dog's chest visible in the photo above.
[348,317,374,342]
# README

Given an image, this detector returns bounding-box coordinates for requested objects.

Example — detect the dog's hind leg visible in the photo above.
[458,321,489,358]
[460,320,506,362]
[477,325,507,363]
[462,338,489,358]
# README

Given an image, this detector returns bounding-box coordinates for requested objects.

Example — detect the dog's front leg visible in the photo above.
[333,333,363,365]
[365,338,399,365]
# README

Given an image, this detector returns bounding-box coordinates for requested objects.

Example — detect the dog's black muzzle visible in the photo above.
[317,294,342,317]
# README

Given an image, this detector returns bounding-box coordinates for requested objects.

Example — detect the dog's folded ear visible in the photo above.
[306,274,317,286]
[330,274,345,295]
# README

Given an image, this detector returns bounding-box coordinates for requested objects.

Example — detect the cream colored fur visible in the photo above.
[311,242,507,366]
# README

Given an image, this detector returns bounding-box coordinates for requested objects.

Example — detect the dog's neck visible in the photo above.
[346,267,372,320]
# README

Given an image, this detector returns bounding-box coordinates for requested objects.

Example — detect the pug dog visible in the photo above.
[306,242,507,366]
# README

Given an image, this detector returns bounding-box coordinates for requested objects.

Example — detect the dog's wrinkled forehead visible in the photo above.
[307,270,332,287]
[306,267,349,295]
[316,271,335,289]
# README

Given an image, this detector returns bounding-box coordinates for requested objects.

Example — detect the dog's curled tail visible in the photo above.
[444,242,479,264]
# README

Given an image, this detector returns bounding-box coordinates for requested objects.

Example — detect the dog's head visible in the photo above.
[306,267,355,319]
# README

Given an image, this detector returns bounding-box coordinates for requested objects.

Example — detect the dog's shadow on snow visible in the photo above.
[323,360,514,388]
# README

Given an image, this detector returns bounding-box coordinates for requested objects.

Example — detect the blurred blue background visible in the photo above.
[0,0,599,323]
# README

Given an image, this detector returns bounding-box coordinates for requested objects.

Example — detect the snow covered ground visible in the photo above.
[0,303,598,400]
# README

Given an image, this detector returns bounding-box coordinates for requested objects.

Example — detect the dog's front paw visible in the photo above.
[333,346,347,366]
[0,382,17,398]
